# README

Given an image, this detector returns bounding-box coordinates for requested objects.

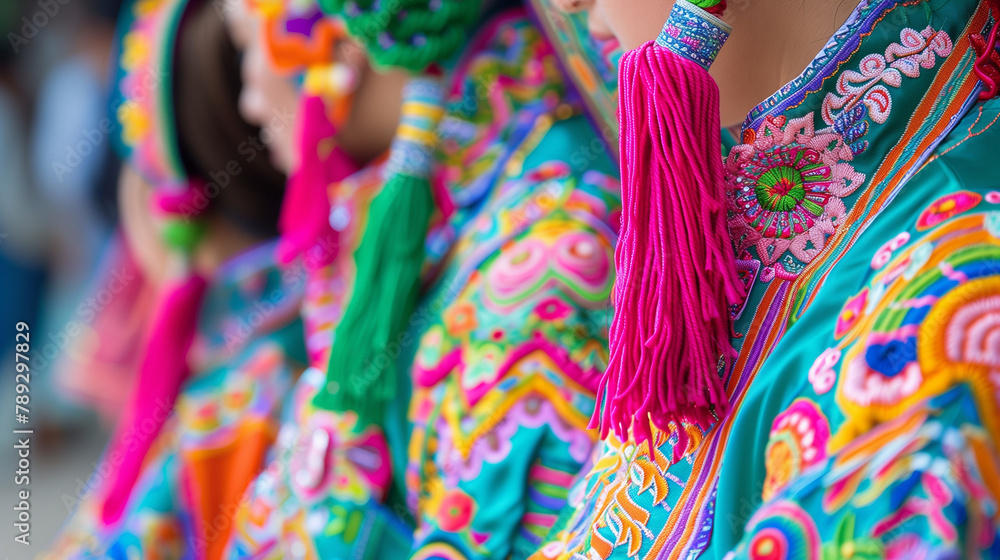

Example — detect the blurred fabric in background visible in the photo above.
[1,0,132,555]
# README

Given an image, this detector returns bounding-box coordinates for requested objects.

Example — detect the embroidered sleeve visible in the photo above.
[728,385,1000,559]
[407,166,619,560]
[222,367,411,560]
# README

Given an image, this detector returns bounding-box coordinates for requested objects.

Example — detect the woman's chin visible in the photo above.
[269,146,293,176]
[588,26,617,43]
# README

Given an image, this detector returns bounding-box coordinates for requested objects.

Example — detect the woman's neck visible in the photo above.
[192,215,267,276]
[336,65,408,165]
[713,0,854,127]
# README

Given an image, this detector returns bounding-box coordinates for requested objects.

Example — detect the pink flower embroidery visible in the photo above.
[808,348,840,395]
[883,534,927,560]
[871,231,910,270]
[726,114,866,269]
[437,489,475,532]
[763,400,831,501]
[445,302,479,336]
[916,191,982,231]
[821,27,953,125]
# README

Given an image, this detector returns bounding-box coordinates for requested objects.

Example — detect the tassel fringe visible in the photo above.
[100,274,207,525]
[276,94,359,270]
[593,1,743,452]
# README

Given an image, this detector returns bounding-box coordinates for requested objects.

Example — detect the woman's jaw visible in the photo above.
[563,0,854,128]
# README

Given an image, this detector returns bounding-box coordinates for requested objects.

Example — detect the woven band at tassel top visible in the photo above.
[656,0,733,71]
[384,76,446,178]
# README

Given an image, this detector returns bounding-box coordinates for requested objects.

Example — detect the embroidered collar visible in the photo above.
[727,0,992,310]
[639,3,998,557]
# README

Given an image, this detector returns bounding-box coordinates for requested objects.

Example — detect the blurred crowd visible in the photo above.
[1,0,127,430]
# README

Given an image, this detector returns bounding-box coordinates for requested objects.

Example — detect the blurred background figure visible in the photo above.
[1,0,129,556]
[0,0,49,367]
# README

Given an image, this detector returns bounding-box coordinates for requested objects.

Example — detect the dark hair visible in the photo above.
[84,0,126,24]
[174,0,287,238]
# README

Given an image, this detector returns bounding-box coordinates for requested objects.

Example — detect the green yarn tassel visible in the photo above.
[690,0,726,14]
[312,174,434,421]
[313,77,446,425]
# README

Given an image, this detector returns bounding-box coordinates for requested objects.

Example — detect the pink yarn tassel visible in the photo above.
[593,2,743,453]
[100,273,207,526]
[276,95,358,270]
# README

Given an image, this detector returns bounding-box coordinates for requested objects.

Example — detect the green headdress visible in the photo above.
[318,0,480,71]
[311,0,482,422]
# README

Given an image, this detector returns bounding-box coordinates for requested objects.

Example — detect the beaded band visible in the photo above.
[384,76,446,177]
[656,0,732,71]
[320,0,479,71]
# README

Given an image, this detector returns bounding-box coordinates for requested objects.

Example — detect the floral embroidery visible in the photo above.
[461,343,504,391]
[762,400,831,501]
[727,26,954,280]
[742,500,822,560]
[408,152,619,556]
[821,27,954,127]
[580,427,704,560]
[830,213,1000,450]
[915,190,982,230]
[870,231,910,269]
[731,252,763,320]
[726,114,866,273]
[736,141,837,240]
[820,513,883,560]
[870,472,958,543]
[833,289,867,340]
[435,489,476,532]
[410,543,470,560]
[727,387,1000,560]
[808,349,840,395]
[445,302,480,335]
[44,246,303,560]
